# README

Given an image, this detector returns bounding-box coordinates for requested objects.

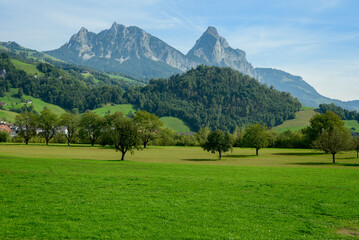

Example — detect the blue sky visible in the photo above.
[1,0,359,101]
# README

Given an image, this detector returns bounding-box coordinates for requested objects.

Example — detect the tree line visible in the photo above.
[4,108,358,162]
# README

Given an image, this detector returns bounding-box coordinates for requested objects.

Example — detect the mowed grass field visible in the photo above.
[273,107,317,133]
[1,144,359,239]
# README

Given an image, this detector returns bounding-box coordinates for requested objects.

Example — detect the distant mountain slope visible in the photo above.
[256,68,359,111]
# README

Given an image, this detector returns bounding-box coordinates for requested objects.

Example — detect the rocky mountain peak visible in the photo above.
[79,27,88,34]
[204,26,220,39]
[186,26,256,77]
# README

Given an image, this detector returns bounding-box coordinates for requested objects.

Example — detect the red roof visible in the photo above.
[0,125,12,133]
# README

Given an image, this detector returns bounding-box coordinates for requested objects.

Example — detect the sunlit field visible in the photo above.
[1,144,359,239]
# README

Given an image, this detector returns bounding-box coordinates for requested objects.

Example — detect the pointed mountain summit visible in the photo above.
[187,26,256,77]
[46,24,196,79]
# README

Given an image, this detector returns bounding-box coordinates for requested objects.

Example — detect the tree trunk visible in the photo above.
[25,139,29,145]
[219,151,221,160]
[46,138,49,145]
[67,140,70,146]
[256,148,259,156]
[121,151,126,161]
[332,153,336,164]
[143,141,147,148]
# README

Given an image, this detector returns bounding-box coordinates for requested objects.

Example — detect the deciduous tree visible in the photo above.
[110,113,141,160]
[60,112,79,146]
[133,110,163,148]
[312,126,351,163]
[202,130,232,160]
[241,124,270,156]
[352,135,359,158]
[79,111,104,146]
[15,112,38,144]
[39,108,59,145]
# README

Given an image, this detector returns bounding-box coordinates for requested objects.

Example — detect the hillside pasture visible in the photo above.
[344,120,359,133]
[0,109,18,122]
[0,88,66,115]
[10,59,42,75]
[92,104,136,116]
[160,116,191,132]
[0,144,359,239]
[273,108,317,133]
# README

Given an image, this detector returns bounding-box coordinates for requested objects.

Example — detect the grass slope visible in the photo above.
[160,116,191,132]
[274,107,317,133]
[92,104,136,116]
[344,120,359,133]
[105,73,138,83]
[10,59,42,75]
[0,109,18,122]
[1,145,359,239]
[0,88,66,116]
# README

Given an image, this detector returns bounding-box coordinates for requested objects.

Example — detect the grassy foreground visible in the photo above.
[1,144,359,239]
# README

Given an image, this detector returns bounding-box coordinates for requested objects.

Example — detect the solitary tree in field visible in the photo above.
[60,112,79,146]
[15,112,38,144]
[312,126,351,164]
[352,135,359,158]
[133,110,163,148]
[110,114,141,160]
[302,111,344,145]
[79,111,104,146]
[241,124,270,156]
[202,130,232,160]
[39,108,59,145]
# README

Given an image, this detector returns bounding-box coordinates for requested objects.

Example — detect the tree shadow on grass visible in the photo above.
[222,155,257,158]
[182,158,219,162]
[274,152,325,156]
[292,162,359,167]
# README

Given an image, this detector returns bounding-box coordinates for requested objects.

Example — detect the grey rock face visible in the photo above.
[46,22,197,79]
[187,26,257,78]
[46,24,256,79]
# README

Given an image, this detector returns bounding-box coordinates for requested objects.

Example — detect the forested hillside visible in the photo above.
[0,53,125,112]
[125,66,302,131]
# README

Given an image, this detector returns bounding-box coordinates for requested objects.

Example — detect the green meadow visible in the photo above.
[0,109,18,122]
[92,104,136,116]
[160,116,191,132]
[0,88,66,116]
[10,59,43,75]
[273,107,317,133]
[1,144,359,239]
[344,120,359,133]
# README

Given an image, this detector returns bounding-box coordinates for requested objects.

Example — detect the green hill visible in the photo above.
[126,66,301,132]
[160,117,191,132]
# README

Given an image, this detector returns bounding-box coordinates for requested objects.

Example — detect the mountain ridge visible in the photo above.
[3,23,358,111]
